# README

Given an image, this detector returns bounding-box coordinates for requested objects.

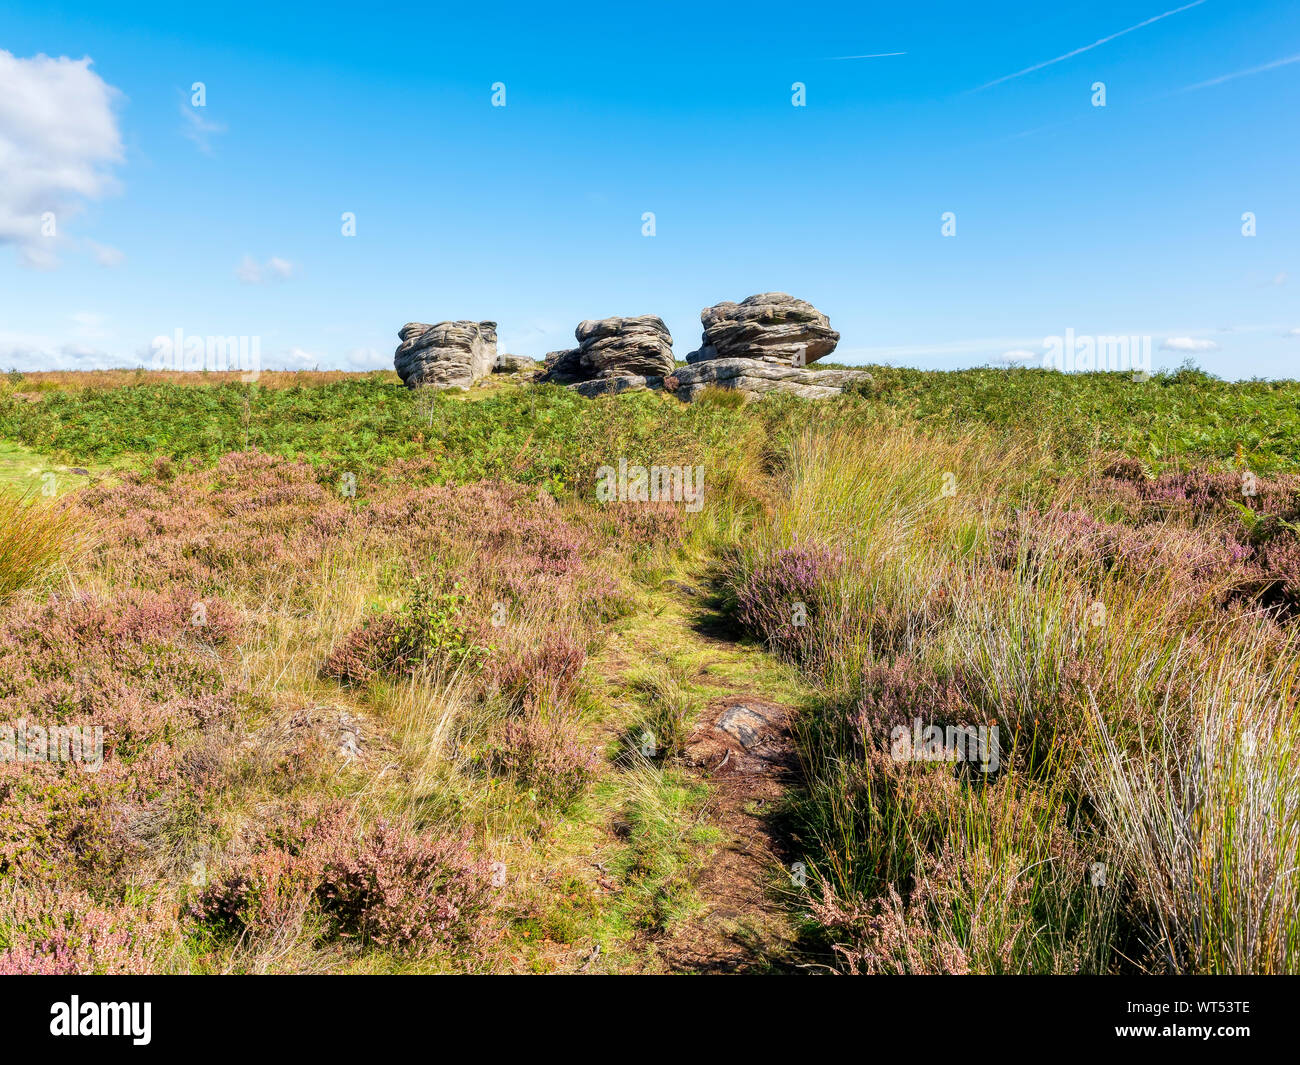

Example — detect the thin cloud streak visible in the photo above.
[1180,51,1300,92]
[972,0,1207,91]
[827,52,907,60]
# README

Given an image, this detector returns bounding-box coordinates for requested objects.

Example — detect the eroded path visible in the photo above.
[593,576,811,973]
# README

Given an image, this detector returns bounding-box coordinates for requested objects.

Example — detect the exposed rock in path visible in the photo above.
[394,320,498,390]
[268,705,377,765]
[686,293,839,365]
[685,698,796,777]
[717,704,779,750]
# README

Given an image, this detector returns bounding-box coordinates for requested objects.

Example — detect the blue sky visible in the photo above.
[1,0,1298,377]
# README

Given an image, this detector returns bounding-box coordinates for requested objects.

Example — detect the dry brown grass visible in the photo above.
[6,368,398,392]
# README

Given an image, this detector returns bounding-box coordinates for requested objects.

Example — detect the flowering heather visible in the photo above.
[487,630,588,711]
[7,363,1300,978]
[795,657,1005,898]
[599,499,688,549]
[1100,458,1300,526]
[733,542,846,661]
[990,506,1251,605]
[1095,462,1300,617]
[486,710,600,808]
[0,885,177,975]
[72,451,352,593]
[806,777,1097,974]
[1258,537,1300,614]
[321,575,489,683]
[0,588,242,750]
[809,881,973,975]
[0,759,124,883]
[75,452,621,623]
[852,657,972,751]
[194,804,497,954]
[0,586,249,887]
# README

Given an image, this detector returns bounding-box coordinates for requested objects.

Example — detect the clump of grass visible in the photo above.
[726,418,1300,973]
[693,385,748,409]
[0,492,78,598]
[626,658,696,759]
[1084,637,1300,974]
[611,765,712,932]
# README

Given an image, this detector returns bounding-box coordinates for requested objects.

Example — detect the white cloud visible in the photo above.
[993,349,1041,366]
[235,255,262,283]
[69,311,110,340]
[85,238,124,267]
[345,347,387,369]
[0,50,124,268]
[1286,328,1300,338]
[0,331,121,372]
[1160,336,1219,353]
[179,101,226,154]
[265,256,295,280]
[281,346,321,369]
[59,342,108,361]
[236,254,297,284]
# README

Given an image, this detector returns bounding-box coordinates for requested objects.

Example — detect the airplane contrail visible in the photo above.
[972,0,1208,91]
[1180,51,1300,91]
[827,52,907,60]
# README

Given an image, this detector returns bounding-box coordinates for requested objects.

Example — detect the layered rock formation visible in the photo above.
[538,315,674,393]
[494,352,537,374]
[394,321,497,389]
[665,358,871,402]
[686,293,840,365]
[670,294,869,401]
[393,296,867,402]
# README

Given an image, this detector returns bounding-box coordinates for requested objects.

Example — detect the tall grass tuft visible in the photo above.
[0,491,78,599]
[723,418,1300,972]
[1084,636,1300,973]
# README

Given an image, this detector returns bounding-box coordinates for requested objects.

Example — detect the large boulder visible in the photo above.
[494,352,537,374]
[664,357,871,403]
[394,320,497,389]
[538,347,584,384]
[538,315,674,387]
[569,374,663,398]
[686,293,839,365]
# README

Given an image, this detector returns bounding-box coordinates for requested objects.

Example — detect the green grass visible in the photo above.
[0,378,761,489]
[5,365,1298,488]
[0,439,108,497]
[4,364,1300,975]
[856,364,1300,473]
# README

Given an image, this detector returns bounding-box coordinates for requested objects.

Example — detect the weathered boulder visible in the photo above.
[539,347,584,383]
[494,352,537,374]
[664,357,871,403]
[538,315,674,387]
[686,293,839,365]
[394,320,497,389]
[569,374,665,398]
